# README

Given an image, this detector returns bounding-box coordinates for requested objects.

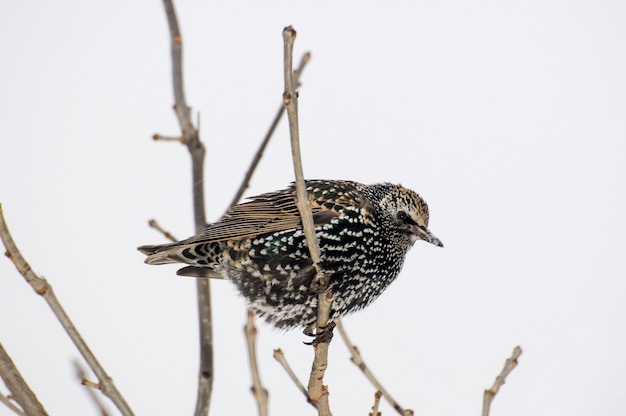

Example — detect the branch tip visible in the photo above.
[283,25,297,38]
[336,320,408,414]
[482,346,523,416]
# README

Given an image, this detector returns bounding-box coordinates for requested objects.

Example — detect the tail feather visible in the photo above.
[137,243,183,265]
[137,243,165,256]
[138,242,224,280]
[177,266,224,279]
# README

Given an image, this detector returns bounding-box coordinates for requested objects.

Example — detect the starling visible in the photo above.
[138,180,443,330]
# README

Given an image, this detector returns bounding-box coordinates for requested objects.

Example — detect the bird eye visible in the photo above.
[397,210,417,226]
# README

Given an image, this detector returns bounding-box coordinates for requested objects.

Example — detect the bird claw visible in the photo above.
[303,321,336,345]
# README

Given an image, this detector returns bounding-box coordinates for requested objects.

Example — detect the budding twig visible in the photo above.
[244,310,268,416]
[482,346,523,416]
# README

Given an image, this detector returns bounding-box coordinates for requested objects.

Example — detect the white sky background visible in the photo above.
[1,1,625,415]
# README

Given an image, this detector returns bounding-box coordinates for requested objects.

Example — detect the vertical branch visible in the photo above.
[370,391,382,416]
[0,343,46,416]
[161,1,212,415]
[282,26,332,416]
[244,310,268,416]
[282,27,321,268]
[162,0,207,230]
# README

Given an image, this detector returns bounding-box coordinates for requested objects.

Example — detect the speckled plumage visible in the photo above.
[138,180,443,329]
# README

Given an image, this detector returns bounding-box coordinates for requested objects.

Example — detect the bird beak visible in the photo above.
[410,224,444,247]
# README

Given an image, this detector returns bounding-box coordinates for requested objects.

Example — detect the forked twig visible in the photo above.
[244,310,268,416]
[335,321,413,416]
[0,389,26,416]
[482,346,522,416]
[282,25,332,416]
[160,2,213,415]
[229,52,311,208]
[370,391,382,416]
[282,33,320,266]
[73,361,110,416]
[0,206,134,416]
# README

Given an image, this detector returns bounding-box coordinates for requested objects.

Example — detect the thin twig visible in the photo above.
[244,310,269,416]
[281,34,320,267]
[482,346,522,416]
[228,51,311,208]
[0,206,134,416]
[0,389,26,416]
[282,25,332,416]
[370,391,382,416]
[0,343,45,416]
[148,219,178,243]
[161,2,213,415]
[152,133,184,143]
[73,361,110,416]
[160,2,206,231]
[336,321,412,416]
[273,349,311,403]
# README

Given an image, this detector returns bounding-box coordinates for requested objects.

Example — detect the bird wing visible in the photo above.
[182,180,367,244]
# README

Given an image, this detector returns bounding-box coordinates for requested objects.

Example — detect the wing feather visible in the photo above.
[181,180,366,244]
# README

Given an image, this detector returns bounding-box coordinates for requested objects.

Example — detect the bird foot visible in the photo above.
[309,270,331,293]
[303,321,336,345]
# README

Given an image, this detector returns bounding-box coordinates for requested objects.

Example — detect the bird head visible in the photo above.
[367,183,444,248]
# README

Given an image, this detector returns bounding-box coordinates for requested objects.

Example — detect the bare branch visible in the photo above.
[482,346,522,416]
[148,219,178,243]
[336,321,413,416]
[152,133,184,143]
[273,349,311,404]
[160,2,213,414]
[0,205,134,416]
[0,343,46,415]
[233,51,312,416]
[74,361,110,416]
[370,391,382,416]
[282,30,321,268]
[160,0,206,230]
[306,291,333,415]
[244,310,269,416]
[228,51,311,208]
[282,25,332,416]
